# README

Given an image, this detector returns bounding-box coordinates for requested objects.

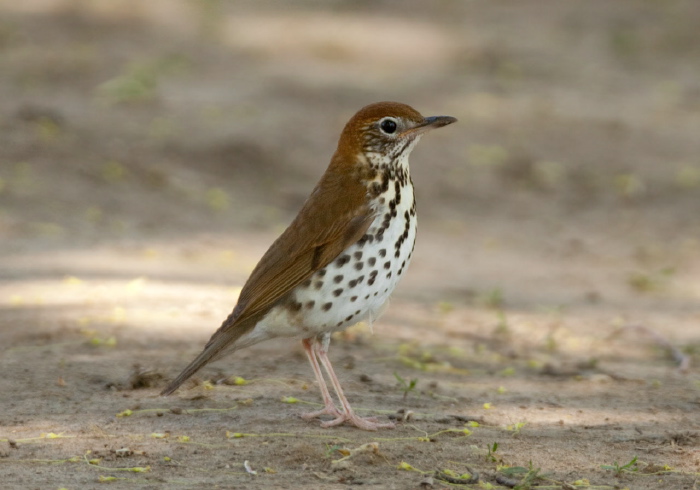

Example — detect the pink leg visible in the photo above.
[314,335,394,431]
[300,338,342,420]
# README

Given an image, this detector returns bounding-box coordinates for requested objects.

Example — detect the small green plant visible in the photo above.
[601,455,638,476]
[486,442,499,462]
[515,462,543,490]
[96,55,189,105]
[394,372,418,400]
[499,461,543,490]
[324,444,343,458]
[675,165,700,189]
[437,301,454,314]
[483,288,504,309]
[614,173,645,199]
[627,267,675,293]
[505,421,527,435]
[628,271,654,292]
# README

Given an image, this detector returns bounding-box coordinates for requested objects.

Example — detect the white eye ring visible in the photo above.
[378,117,399,135]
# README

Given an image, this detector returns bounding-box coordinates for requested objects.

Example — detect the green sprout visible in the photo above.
[601,455,638,476]
[394,371,418,400]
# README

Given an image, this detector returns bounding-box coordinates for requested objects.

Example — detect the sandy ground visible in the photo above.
[1,1,700,488]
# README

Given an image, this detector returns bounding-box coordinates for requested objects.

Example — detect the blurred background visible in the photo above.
[2,0,699,311]
[1,1,699,486]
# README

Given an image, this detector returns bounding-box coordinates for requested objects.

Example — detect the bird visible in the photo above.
[161,102,457,430]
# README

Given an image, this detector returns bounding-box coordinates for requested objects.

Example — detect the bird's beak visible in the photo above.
[401,115,457,138]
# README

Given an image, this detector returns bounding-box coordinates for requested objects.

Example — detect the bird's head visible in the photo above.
[336,101,457,170]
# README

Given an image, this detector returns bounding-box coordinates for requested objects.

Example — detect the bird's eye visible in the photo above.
[379,118,398,134]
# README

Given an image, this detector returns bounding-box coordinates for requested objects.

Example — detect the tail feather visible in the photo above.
[161,314,260,396]
[160,346,230,396]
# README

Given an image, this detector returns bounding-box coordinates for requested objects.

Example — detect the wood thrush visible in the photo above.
[161,102,457,430]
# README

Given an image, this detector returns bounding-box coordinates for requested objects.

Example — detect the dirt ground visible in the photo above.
[1,1,700,488]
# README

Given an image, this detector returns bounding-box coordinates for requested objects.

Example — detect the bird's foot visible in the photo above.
[319,411,395,431]
[301,405,343,420]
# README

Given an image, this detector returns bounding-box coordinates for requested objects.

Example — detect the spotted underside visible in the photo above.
[238,145,419,345]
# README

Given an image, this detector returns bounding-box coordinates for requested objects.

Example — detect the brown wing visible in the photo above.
[161,163,373,395]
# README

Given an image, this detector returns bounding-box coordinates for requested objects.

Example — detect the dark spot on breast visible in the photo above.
[355,262,364,271]
[351,296,358,302]
[301,279,312,288]
[334,275,343,284]
[336,255,350,267]
[394,250,400,258]
[368,257,376,266]
[369,270,378,278]
[305,301,315,309]
[368,277,376,286]
[386,272,392,278]
[355,310,361,315]
[381,172,390,192]
[345,314,354,322]
[322,302,333,311]
[317,269,326,277]
[289,301,302,312]
[379,249,386,257]
[348,279,357,288]
[314,280,324,289]
[354,251,363,260]
[383,261,391,269]
[333,288,343,297]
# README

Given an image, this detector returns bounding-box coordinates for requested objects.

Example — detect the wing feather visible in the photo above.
[161,164,372,395]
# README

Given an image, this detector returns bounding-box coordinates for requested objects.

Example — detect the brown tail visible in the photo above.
[160,298,266,396]
[160,314,260,396]
[160,346,229,396]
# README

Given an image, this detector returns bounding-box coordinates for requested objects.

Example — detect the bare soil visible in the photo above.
[1,1,699,488]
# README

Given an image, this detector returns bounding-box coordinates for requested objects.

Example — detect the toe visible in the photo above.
[319,413,394,431]
[301,406,343,420]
